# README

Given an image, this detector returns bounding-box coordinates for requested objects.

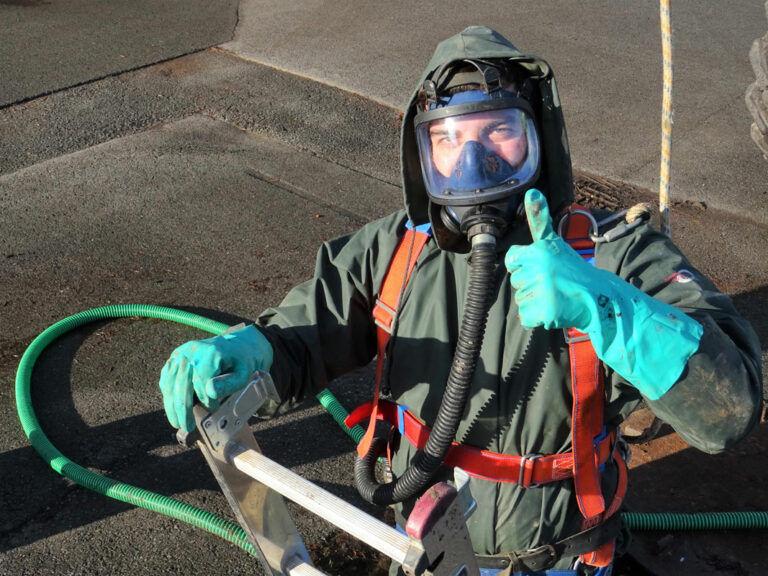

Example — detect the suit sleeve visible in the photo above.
[254,212,405,411]
[600,222,763,454]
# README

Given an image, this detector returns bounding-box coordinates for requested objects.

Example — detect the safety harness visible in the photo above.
[346,207,627,570]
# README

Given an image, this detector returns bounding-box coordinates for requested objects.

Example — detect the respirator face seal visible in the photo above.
[415,90,541,213]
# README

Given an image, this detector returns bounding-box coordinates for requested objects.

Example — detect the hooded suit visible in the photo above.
[258,27,762,567]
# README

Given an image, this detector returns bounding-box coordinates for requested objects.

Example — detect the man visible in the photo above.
[160,27,762,574]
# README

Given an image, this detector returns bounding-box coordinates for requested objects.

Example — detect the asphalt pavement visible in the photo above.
[222,0,768,222]
[1,1,767,575]
[0,0,238,107]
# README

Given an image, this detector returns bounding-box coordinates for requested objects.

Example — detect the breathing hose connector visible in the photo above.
[355,229,499,506]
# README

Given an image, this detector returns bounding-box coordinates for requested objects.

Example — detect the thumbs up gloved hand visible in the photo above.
[159,324,274,432]
[504,188,703,400]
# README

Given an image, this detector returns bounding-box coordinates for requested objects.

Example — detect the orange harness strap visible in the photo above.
[356,224,431,459]
[561,206,607,522]
[561,205,627,568]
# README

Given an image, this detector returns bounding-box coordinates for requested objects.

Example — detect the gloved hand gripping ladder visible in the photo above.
[181,369,481,576]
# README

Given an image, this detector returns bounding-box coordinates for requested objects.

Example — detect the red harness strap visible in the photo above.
[346,398,616,485]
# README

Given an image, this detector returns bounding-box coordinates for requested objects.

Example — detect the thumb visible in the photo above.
[524,188,555,241]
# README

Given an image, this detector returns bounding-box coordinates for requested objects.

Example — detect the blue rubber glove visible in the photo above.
[505,189,703,400]
[159,324,274,432]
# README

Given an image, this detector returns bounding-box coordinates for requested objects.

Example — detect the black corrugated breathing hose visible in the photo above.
[355,233,498,505]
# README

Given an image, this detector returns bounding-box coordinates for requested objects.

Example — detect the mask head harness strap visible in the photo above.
[422,58,506,110]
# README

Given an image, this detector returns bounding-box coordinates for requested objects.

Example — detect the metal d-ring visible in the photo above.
[557,208,600,241]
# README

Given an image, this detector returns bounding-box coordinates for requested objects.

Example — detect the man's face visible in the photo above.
[428,109,529,178]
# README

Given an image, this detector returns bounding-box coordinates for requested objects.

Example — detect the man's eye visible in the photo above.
[433,133,458,146]
[488,125,521,141]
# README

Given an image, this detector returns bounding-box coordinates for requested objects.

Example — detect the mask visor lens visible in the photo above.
[416,106,540,205]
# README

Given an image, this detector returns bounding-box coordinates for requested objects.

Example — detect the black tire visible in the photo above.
[746,2,768,161]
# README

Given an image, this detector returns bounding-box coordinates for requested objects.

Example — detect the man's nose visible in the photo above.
[455,141,487,171]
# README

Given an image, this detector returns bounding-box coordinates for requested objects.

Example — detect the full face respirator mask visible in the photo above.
[415,59,541,245]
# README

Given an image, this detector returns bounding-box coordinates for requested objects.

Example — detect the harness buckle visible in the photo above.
[508,543,558,573]
[373,298,397,334]
[525,543,557,566]
[592,217,645,244]
[518,453,543,488]
[563,328,591,344]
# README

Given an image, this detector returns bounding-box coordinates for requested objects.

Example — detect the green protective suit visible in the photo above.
[256,27,763,563]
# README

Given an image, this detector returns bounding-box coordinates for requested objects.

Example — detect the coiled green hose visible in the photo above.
[14,304,364,557]
[14,304,767,562]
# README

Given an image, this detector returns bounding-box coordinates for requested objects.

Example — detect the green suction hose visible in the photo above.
[14,304,768,562]
[14,304,364,557]
[623,511,768,531]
